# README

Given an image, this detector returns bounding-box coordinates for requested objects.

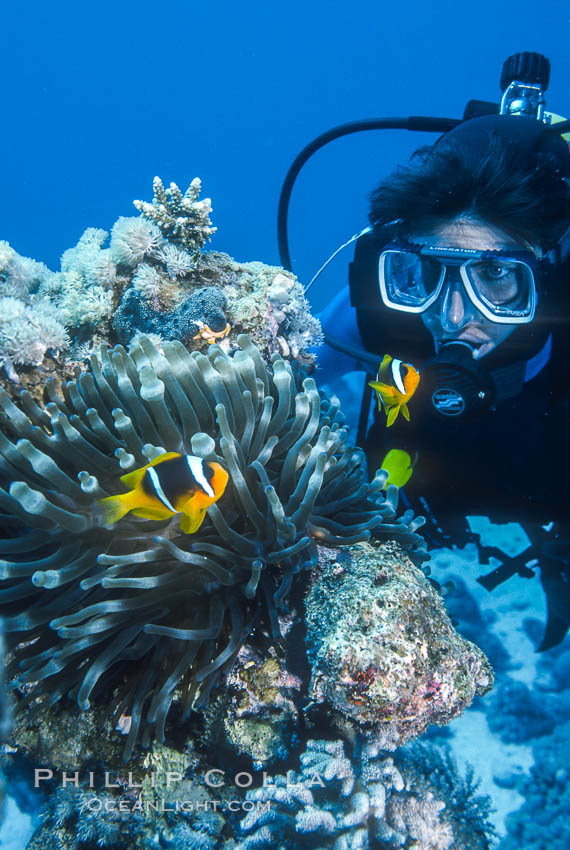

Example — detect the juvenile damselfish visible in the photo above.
[369,354,420,427]
[98,452,229,534]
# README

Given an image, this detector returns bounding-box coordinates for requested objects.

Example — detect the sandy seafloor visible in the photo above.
[429,533,546,840]
[0,519,554,847]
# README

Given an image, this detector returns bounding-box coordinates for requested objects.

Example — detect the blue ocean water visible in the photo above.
[1,2,570,847]
[1,0,568,313]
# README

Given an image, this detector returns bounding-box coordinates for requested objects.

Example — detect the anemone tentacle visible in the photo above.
[0,334,426,759]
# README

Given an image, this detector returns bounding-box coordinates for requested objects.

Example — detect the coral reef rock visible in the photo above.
[11,701,125,774]
[213,642,303,769]
[305,542,493,747]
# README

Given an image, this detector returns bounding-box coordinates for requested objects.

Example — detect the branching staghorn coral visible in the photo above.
[37,786,143,848]
[0,202,216,379]
[0,335,425,760]
[134,176,216,255]
[234,738,495,849]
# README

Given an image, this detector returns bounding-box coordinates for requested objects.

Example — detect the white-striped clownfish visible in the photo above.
[98,452,229,534]
[368,354,420,427]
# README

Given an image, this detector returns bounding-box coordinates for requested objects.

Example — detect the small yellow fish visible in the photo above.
[379,449,415,489]
[369,354,420,427]
[98,452,228,534]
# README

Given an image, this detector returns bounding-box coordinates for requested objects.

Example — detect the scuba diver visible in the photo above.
[278,53,570,651]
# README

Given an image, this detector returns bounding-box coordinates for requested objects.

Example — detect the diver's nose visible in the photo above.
[447,289,465,325]
[440,280,470,331]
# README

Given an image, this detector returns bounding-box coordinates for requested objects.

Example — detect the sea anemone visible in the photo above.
[0,335,425,759]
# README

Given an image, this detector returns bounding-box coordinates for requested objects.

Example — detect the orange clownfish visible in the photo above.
[98,452,229,534]
[369,355,420,428]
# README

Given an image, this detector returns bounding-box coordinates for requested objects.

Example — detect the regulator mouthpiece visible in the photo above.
[420,343,496,419]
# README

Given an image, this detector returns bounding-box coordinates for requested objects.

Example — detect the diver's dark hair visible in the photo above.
[369,134,570,248]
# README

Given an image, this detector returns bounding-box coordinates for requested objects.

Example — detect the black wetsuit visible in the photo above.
[362,354,570,650]
[364,357,569,529]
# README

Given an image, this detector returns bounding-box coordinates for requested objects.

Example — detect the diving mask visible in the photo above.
[378,239,538,324]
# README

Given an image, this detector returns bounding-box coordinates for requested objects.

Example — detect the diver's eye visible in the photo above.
[470,259,520,305]
[481,262,510,280]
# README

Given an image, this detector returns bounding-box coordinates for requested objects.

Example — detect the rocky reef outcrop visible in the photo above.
[305,542,493,749]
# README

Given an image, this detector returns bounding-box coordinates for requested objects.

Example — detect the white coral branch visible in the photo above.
[133,176,216,254]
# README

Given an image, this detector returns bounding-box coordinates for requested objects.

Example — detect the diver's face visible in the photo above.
[410,217,537,359]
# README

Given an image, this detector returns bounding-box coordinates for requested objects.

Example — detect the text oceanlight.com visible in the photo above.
[79,797,270,814]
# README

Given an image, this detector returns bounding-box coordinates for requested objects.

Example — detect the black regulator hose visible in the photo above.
[277,116,461,273]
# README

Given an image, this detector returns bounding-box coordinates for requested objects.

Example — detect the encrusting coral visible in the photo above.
[0,334,426,760]
[112,285,229,347]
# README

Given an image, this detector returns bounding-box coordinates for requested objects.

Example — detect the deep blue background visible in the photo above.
[1,0,568,312]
